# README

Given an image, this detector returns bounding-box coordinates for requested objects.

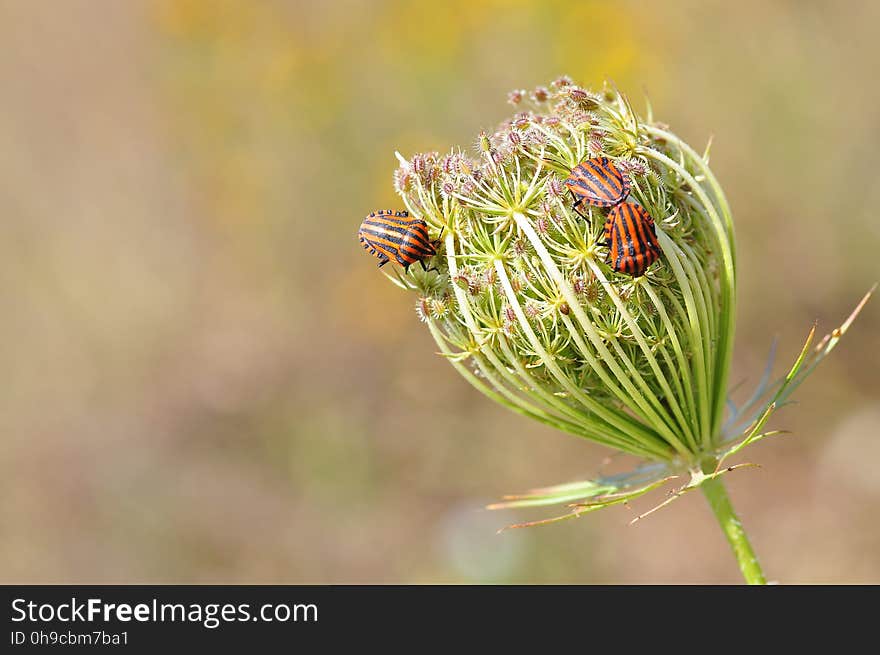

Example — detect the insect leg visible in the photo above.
[419,258,440,274]
[570,193,590,222]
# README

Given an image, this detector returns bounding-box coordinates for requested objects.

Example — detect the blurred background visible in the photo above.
[1,0,878,584]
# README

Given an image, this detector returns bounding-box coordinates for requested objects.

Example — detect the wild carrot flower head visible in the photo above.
[375,78,872,528]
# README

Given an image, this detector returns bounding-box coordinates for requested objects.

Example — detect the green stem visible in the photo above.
[700,477,767,585]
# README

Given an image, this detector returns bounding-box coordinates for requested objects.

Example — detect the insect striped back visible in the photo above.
[602,202,661,277]
[358,209,438,272]
[565,157,632,211]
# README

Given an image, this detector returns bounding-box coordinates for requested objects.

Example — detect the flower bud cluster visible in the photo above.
[369,75,870,530]
[386,77,737,470]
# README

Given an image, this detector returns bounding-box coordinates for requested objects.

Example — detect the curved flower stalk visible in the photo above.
[374,77,873,584]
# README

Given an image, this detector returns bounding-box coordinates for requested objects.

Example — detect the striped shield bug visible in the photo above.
[564,156,632,218]
[358,210,440,273]
[602,202,662,277]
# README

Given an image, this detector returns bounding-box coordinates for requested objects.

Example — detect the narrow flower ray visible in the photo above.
[510,211,689,457]
[583,258,697,448]
[494,258,667,451]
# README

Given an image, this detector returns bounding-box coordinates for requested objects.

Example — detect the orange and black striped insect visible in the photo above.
[358,209,440,272]
[565,156,631,218]
[602,201,661,277]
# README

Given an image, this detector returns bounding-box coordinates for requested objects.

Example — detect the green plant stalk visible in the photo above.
[700,476,766,585]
